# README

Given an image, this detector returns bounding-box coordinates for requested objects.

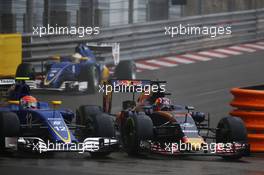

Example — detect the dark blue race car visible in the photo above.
[16,43,136,93]
[0,83,118,157]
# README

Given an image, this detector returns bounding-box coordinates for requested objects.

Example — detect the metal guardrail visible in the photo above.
[22,9,264,65]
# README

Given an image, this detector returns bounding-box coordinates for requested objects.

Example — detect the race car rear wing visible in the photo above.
[102,79,168,113]
[85,43,120,65]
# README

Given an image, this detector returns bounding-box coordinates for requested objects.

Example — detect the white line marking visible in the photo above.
[257,42,264,45]
[198,51,227,58]
[214,48,242,55]
[193,88,228,97]
[229,46,256,52]
[182,54,211,61]
[244,43,264,50]
[147,60,178,67]
[136,62,160,70]
[164,57,194,64]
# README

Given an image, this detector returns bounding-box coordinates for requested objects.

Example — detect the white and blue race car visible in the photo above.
[16,43,136,93]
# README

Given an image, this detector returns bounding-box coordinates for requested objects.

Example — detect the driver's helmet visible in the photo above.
[20,96,38,109]
[154,97,171,111]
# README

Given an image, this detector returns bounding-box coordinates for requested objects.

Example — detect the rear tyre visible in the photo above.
[79,65,99,94]
[16,63,35,79]
[216,116,248,160]
[115,60,136,79]
[0,112,20,154]
[122,112,153,155]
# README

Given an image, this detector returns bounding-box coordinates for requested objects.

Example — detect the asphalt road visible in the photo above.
[1,50,264,175]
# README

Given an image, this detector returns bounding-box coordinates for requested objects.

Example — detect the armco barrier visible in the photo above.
[230,86,264,152]
[22,8,264,67]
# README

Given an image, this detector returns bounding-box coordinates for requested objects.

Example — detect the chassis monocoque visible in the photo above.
[0,98,118,157]
[100,80,250,160]
[16,43,136,93]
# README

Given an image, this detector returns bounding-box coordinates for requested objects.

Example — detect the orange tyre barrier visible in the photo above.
[230,86,264,152]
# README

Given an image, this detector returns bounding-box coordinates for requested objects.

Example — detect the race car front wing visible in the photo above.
[139,140,249,157]
[5,137,119,154]
[26,80,88,92]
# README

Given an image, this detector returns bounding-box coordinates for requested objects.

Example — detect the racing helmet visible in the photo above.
[71,53,82,63]
[154,97,171,111]
[20,96,38,109]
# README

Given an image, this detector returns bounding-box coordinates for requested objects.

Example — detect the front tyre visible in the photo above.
[122,112,153,155]
[0,112,20,154]
[216,116,248,160]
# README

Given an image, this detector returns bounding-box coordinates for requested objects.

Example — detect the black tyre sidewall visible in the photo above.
[216,117,247,143]
[0,112,20,153]
[79,65,99,93]
[122,112,153,155]
[16,63,35,79]
[216,116,248,160]
[115,60,136,79]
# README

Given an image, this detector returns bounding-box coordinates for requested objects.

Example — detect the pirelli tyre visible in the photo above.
[79,65,99,93]
[0,112,20,154]
[16,63,35,79]
[122,112,153,155]
[76,105,115,157]
[216,116,248,160]
[115,60,136,80]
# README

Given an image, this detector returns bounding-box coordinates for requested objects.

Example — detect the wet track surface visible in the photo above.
[1,50,264,175]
